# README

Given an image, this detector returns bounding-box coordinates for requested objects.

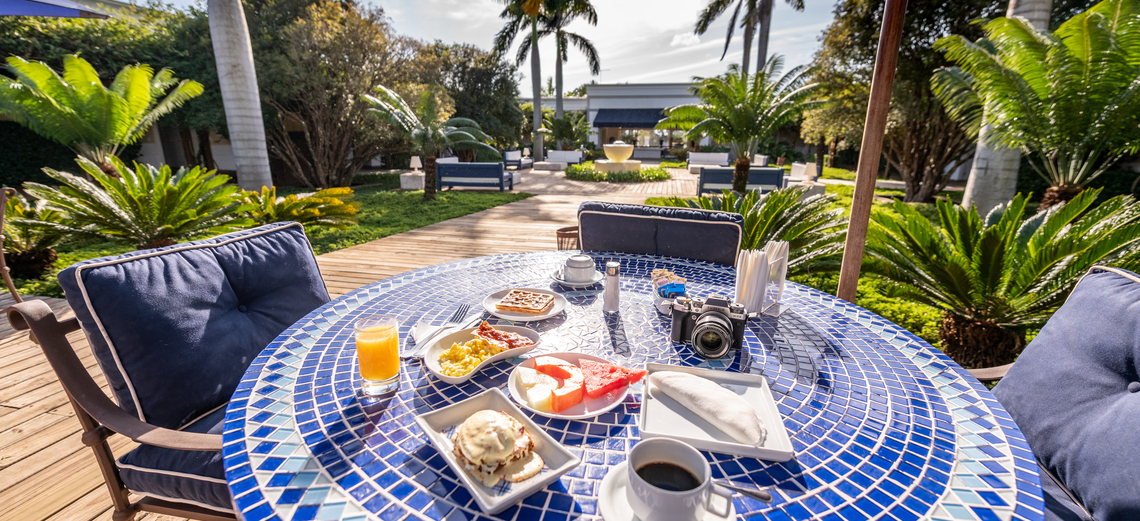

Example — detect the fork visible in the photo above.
[405,304,470,358]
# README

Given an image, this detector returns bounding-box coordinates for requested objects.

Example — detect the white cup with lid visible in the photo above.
[563,254,596,283]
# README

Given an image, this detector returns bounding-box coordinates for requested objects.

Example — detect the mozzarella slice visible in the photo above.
[525,382,556,411]
[516,366,558,389]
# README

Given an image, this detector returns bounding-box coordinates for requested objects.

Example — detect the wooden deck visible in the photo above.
[0,168,691,521]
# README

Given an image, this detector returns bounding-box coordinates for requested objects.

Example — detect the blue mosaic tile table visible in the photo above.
[223,251,1045,521]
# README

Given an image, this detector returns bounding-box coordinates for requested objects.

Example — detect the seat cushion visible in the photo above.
[118,405,231,512]
[58,222,330,430]
[993,267,1140,520]
[577,202,743,266]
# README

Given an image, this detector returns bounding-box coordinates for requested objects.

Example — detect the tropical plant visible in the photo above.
[3,193,72,279]
[22,156,254,250]
[519,102,554,144]
[659,187,847,275]
[565,162,671,182]
[863,189,1140,369]
[495,0,549,160]
[657,57,817,193]
[932,0,1140,208]
[515,0,599,120]
[695,0,805,77]
[0,54,203,174]
[418,42,526,148]
[243,186,361,229]
[366,85,498,201]
[544,111,588,149]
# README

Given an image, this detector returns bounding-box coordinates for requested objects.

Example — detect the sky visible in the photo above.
[164,0,836,90]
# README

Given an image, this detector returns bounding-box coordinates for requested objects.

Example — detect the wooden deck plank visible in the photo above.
[0,169,688,520]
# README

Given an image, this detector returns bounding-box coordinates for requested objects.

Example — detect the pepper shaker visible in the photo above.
[602,261,621,313]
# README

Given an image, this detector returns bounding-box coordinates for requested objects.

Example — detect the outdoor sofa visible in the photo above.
[686,151,731,174]
[503,150,533,170]
[437,161,513,191]
[545,150,584,165]
[697,166,785,195]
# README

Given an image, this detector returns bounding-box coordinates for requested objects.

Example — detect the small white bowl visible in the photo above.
[422,325,541,384]
[414,388,581,515]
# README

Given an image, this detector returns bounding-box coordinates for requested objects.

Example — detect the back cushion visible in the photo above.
[577,201,743,266]
[58,223,330,430]
[993,267,1140,520]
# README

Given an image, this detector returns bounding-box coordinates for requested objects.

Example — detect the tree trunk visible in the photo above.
[755,0,773,74]
[1040,184,1082,209]
[939,312,1025,369]
[741,14,755,77]
[960,0,1053,215]
[530,18,545,162]
[196,129,217,170]
[208,0,274,191]
[828,139,837,168]
[424,155,437,201]
[555,33,564,121]
[733,157,751,193]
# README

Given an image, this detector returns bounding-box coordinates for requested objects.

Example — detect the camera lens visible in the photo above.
[691,311,733,358]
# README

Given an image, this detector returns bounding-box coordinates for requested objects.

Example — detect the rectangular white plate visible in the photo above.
[414,388,581,515]
[639,363,794,461]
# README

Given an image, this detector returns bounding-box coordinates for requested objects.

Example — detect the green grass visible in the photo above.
[820,166,856,180]
[566,161,671,183]
[659,160,686,169]
[15,176,529,297]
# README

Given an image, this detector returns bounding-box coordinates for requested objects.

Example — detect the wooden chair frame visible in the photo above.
[0,187,24,304]
[7,300,236,521]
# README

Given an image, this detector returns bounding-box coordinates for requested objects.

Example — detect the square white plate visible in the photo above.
[639,363,794,461]
[414,388,581,514]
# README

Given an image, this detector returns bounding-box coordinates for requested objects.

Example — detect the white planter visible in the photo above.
[400,172,425,190]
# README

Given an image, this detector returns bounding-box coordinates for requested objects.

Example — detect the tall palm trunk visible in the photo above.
[208,0,274,191]
[733,157,752,193]
[741,15,755,77]
[424,156,437,201]
[555,33,564,120]
[755,0,773,74]
[530,18,545,162]
[961,0,1053,214]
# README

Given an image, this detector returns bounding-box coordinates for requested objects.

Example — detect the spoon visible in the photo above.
[712,480,772,502]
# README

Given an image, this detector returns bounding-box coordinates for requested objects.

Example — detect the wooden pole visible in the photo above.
[836,0,909,303]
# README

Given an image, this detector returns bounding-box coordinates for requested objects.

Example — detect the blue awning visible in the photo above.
[592,109,667,128]
[0,0,109,18]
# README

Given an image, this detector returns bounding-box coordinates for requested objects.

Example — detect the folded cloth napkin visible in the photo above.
[649,371,767,446]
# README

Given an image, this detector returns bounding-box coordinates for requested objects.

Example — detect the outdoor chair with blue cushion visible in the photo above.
[698,166,785,195]
[437,161,513,191]
[576,201,743,266]
[7,222,330,521]
[989,266,1140,521]
[503,150,533,170]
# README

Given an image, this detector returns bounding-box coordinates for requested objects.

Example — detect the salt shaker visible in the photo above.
[602,261,621,313]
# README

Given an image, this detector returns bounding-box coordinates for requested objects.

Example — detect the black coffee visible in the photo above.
[636,462,701,492]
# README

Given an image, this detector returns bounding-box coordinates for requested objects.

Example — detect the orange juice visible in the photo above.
[356,324,399,381]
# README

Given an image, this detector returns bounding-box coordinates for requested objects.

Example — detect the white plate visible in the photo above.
[414,388,581,515]
[507,352,631,420]
[422,326,541,384]
[482,288,569,322]
[598,461,735,521]
[550,269,604,288]
[639,363,794,461]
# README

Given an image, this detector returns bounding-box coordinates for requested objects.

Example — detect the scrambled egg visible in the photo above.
[438,338,505,376]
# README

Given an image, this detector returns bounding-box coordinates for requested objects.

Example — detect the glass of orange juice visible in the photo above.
[354,315,400,399]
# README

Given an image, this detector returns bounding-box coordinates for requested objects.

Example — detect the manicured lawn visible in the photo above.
[15,173,530,297]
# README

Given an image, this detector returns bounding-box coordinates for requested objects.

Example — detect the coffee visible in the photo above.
[636,462,701,492]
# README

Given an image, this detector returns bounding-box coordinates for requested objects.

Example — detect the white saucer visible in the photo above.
[599,462,736,521]
[551,269,604,288]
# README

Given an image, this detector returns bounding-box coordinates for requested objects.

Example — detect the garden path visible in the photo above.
[0,167,697,521]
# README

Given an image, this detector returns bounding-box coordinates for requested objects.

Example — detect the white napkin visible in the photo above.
[649,371,767,446]
[735,249,769,313]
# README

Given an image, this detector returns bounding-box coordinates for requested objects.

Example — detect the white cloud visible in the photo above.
[670,33,700,47]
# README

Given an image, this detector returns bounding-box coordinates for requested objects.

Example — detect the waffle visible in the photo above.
[496,289,556,314]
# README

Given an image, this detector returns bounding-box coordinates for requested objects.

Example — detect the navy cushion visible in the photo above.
[577,202,744,266]
[993,267,1140,521]
[58,222,330,430]
[118,405,230,512]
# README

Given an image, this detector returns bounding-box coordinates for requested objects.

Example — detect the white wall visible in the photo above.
[518,96,589,112]
[135,126,166,167]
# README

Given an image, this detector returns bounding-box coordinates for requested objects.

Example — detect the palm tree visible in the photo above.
[544,111,589,149]
[932,0,1140,209]
[530,0,599,120]
[657,57,818,193]
[0,55,203,175]
[367,86,499,202]
[495,0,548,161]
[208,0,275,191]
[863,190,1140,368]
[695,0,804,77]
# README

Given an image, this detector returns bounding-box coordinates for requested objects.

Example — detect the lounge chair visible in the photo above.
[7,222,331,521]
[686,152,731,174]
[697,166,785,195]
[503,150,533,170]
[577,201,743,266]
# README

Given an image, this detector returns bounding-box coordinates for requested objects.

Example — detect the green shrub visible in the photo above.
[659,160,686,169]
[3,193,73,279]
[565,162,671,182]
[352,172,401,189]
[243,186,361,229]
[22,156,254,250]
[820,167,856,180]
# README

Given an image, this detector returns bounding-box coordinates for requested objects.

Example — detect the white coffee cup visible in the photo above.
[625,438,733,521]
[563,254,596,283]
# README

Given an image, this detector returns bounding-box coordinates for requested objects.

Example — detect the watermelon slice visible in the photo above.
[580,359,647,399]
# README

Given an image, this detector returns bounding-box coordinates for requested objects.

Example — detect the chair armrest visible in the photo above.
[968,363,1013,383]
[7,300,223,452]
